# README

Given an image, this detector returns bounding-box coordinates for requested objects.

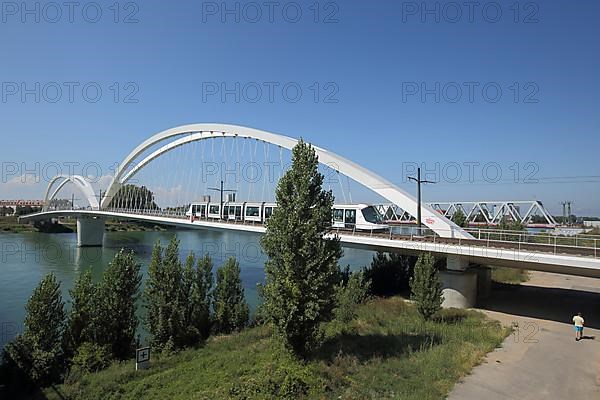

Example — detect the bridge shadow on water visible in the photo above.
[479,281,600,330]
[314,332,441,362]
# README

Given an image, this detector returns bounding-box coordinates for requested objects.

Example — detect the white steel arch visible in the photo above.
[101,124,472,239]
[44,175,99,210]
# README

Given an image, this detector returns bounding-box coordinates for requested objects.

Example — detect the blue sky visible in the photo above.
[0,0,599,216]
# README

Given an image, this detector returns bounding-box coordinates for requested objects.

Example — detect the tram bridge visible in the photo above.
[18,123,600,308]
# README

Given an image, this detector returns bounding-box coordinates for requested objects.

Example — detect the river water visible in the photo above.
[0,230,375,350]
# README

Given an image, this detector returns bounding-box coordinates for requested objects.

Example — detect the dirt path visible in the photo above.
[448,271,600,400]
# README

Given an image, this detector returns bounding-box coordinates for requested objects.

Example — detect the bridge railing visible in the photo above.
[334,225,600,259]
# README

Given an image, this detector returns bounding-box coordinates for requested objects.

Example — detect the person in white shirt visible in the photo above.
[573,312,585,341]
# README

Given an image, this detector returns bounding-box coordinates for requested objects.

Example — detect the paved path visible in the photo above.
[448,271,600,400]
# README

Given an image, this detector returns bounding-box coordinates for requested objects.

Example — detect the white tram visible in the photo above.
[186,201,387,231]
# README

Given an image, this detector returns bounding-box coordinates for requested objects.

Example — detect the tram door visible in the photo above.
[344,209,356,229]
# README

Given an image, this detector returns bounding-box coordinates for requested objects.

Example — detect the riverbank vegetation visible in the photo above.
[0,216,38,232]
[491,267,530,284]
[0,242,509,400]
[41,297,507,400]
[0,239,254,398]
[0,216,74,233]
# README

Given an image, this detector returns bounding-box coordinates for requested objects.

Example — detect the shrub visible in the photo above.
[335,271,371,323]
[70,342,112,375]
[229,360,312,400]
[2,335,38,390]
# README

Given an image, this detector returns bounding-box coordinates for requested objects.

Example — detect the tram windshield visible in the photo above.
[361,206,383,223]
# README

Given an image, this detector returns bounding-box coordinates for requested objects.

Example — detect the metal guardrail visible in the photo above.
[334,225,599,259]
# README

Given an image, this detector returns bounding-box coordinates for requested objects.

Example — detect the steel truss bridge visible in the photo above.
[18,123,600,307]
[376,200,558,228]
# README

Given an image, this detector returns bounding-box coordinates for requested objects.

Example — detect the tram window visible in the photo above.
[246,206,260,217]
[200,205,206,217]
[345,209,356,224]
[264,206,273,219]
[209,205,220,215]
[192,205,197,214]
[235,206,242,218]
[333,209,344,222]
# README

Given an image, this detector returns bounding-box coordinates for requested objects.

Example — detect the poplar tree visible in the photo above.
[192,254,214,340]
[65,270,96,357]
[96,249,142,359]
[213,257,248,334]
[180,252,197,345]
[180,252,213,345]
[260,139,342,357]
[410,253,443,320]
[4,273,66,385]
[144,237,184,350]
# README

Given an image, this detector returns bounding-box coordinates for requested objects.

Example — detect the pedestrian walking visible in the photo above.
[573,312,584,341]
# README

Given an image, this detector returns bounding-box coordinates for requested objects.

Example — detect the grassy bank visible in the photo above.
[0,216,38,233]
[0,216,169,234]
[45,297,508,400]
[491,267,530,284]
[0,216,74,234]
[104,219,169,232]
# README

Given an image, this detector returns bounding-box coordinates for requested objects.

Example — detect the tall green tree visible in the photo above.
[65,270,96,357]
[410,253,443,320]
[453,209,468,228]
[95,249,142,359]
[365,252,417,296]
[180,252,197,345]
[499,217,525,232]
[107,184,158,210]
[213,257,249,334]
[180,252,213,345]
[260,139,342,357]
[4,273,66,385]
[144,240,165,346]
[144,237,185,350]
[191,254,214,340]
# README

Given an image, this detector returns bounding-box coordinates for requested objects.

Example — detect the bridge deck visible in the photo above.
[20,209,600,278]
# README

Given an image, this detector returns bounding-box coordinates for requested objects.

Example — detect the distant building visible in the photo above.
[0,200,45,212]
[583,220,600,229]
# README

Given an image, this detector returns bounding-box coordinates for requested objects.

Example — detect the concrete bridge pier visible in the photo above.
[476,266,493,300]
[77,217,105,247]
[440,256,478,308]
